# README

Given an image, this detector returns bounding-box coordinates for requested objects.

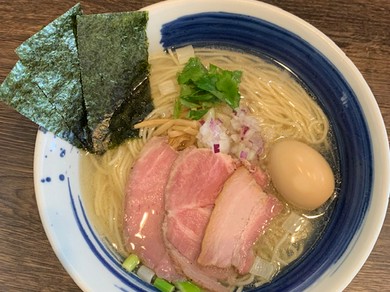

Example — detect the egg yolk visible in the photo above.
[268,140,335,210]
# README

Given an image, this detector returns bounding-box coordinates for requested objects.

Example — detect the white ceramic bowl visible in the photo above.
[34,0,390,291]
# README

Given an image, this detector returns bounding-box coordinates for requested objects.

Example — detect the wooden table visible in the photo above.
[0,0,388,291]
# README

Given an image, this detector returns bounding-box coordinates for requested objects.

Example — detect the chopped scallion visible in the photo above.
[122,254,140,272]
[137,265,155,284]
[250,256,276,281]
[282,212,306,234]
[175,281,201,292]
[154,277,175,292]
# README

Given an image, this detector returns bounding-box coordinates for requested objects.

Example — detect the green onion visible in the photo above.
[175,281,202,292]
[154,277,175,292]
[122,254,201,292]
[250,256,276,281]
[122,254,140,272]
[137,265,155,283]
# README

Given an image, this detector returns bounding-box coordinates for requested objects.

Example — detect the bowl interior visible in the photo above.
[34,1,389,292]
[156,10,373,291]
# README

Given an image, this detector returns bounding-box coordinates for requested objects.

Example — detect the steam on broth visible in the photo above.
[80,47,339,291]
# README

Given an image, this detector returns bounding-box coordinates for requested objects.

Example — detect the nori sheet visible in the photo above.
[77,11,153,154]
[0,61,81,145]
[13,3,90,149]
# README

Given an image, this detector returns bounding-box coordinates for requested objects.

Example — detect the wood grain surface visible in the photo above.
[0,0,389,291]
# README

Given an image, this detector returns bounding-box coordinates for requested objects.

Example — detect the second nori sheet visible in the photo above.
[77,11,153,154]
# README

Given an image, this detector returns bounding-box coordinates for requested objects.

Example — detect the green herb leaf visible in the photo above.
[177,57,207,84]
[215,70,242,108]
[188,109,210,120]
[180,97,200,109]
[175,56,242,120]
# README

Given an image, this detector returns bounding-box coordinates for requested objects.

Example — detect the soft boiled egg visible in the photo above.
[268,139,335,210]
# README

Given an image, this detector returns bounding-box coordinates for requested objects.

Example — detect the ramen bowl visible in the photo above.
[33,0,389,291]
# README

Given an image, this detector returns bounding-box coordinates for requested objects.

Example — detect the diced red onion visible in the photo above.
[240,150,248,159]
[197,105,264,160]
[231,134,240,143]
[242,125,250,136]
[213,144,220,153]
[209,118,216,130]
[247,150,256,161]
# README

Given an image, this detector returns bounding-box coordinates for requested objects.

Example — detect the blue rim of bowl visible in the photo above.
[33,1,390,292]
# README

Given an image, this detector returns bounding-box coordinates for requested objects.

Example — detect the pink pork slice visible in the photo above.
[164,147,236,290]
[198,166,283,274]
[123,136,181,281]
[166,244,237,292]
[164,147,236,261]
